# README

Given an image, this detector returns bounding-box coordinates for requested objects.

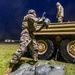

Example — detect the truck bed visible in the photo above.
[34,21,75,35]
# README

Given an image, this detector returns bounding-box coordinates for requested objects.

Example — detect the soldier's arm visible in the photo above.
[29,15,44,23]
[29,15,39,22]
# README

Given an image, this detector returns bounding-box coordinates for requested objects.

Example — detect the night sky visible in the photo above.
[0,0,75,40]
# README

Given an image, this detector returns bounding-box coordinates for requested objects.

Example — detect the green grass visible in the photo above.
[0,43,75,75]
[0,43,18,75]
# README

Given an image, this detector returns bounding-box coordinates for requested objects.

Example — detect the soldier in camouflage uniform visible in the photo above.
[5,9,44,75]
[56,2,64,23]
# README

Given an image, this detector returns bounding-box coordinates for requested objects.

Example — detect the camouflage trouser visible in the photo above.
[58,16,63,23]
[10,29,38,64]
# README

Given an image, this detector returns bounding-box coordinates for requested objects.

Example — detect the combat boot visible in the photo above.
[33,60,37,64]
[33,55,38,64]
[5,64,14,75]
[33,50,38,64]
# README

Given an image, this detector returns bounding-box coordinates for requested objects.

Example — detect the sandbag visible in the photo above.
[10,63,32,75]
[49,69,65,75]
[10,62,66,75]
[49,64,66,75]
[22,71,34,75]
[34,65,51,75]
[34,62,51,75]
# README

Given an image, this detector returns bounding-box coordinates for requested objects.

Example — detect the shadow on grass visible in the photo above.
[12,57,34,72]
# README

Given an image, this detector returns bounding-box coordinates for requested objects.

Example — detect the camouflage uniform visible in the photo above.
[5,9,45,75]
[56,2,64,23]
[10,10,43,64]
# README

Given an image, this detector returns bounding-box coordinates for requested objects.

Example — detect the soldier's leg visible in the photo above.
[11,30,31,63]
[32,39,38,64]
[4,45,26,75]
[58,17,63,23]
[5,30,31,75]
[61,17,63,22]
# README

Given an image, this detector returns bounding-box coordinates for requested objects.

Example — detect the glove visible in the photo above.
[39,17,45,22]
[42,16,45,20]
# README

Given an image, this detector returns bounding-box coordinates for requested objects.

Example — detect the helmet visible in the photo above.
[28,9,36,14]
[56,2,60,6]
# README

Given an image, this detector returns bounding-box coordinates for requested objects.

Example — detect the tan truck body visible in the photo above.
[33,21,75,63]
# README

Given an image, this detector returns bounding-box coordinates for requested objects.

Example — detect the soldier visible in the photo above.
[56,2,64,23]
[5,9,45,75]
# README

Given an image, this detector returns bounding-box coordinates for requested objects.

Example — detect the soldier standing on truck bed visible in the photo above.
[5,9,45,75]
[56,2,64,23]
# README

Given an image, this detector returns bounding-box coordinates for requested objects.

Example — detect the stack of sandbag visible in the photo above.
[10,62,66,75]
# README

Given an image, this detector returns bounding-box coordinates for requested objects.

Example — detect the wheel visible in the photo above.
[37,39,54,59]
[60,40,75,63]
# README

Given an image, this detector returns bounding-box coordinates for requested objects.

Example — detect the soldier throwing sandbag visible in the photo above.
[5,9,45,75]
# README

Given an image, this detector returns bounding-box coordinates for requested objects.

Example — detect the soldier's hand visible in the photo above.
[36,28,41,32]
[42,16,45,20]
[39,17,45,22]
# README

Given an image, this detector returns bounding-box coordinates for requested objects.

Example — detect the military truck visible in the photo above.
[32,21,75,63]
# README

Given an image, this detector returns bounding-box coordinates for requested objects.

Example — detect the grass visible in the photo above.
[0,43,75,75]
[0,43,18,75]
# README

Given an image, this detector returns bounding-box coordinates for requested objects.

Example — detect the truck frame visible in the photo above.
[32,21,75,63]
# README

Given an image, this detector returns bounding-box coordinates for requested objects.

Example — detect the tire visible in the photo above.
[37,39,54,59]
[60,40,75,63]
